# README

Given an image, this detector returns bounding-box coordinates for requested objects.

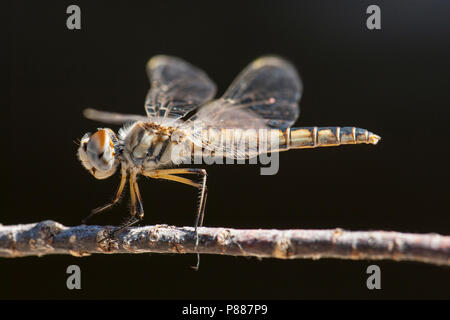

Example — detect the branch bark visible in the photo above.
[0,220,449,266]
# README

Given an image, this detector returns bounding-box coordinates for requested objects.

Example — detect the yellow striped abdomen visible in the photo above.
[285,127,381,150]
[191,126,380,159]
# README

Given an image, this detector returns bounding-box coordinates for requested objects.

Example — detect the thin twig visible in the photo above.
[0,220,448,266]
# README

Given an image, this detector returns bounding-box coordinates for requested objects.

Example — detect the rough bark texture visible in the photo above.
[0,220,449,266]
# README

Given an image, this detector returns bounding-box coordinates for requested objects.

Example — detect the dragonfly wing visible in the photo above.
[192,56,302,129]
[222,55,302,128]
[184,56,302,158]
[187,99,269,129]
[83,108,153,124]
[145,55,217,119]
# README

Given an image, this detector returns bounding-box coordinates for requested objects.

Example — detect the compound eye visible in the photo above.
[86,129,114,171]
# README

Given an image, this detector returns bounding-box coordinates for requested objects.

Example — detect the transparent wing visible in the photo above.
[189,55,302,129]
[145,55,217,119]
[184,56,302,158]
[83,108,153,124]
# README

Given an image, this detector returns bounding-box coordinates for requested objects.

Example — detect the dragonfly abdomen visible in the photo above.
[285,127,381,150]
[191,126,380,160]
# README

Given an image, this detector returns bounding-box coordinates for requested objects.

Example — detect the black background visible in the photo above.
[3,0,450,299]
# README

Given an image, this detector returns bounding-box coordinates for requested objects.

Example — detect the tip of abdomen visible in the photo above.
[368,132,382,145]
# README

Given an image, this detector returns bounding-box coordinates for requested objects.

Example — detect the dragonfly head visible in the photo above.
[78,128,119,180]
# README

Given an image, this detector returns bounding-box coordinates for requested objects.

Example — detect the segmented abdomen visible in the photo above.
[286,126,381,149]
[188,126,380,159]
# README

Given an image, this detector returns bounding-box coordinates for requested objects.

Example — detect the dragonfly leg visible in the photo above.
[129,171,144,219]
[194,170,208,271]
[98,171,143,243]
[82,166,127,224]
[143,168,208,270]
[143,169,207,228]
[97,216,141,243]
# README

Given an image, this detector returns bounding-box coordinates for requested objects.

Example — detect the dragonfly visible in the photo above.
[78,55,381,263]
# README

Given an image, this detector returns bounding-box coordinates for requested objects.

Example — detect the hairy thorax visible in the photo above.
[121,121,190,171]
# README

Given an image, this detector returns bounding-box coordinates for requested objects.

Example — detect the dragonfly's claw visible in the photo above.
[98,217,141,243]
[97,229,117,244]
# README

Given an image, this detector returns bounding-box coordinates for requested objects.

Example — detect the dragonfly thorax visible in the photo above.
[121,121,190,171]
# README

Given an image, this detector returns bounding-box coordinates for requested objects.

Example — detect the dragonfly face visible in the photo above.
[78,128,119,180]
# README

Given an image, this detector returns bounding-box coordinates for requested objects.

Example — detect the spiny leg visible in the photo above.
[132,174,144,219]
[197,175,207,228]
[115,172,144,232]
[193,170,208,271]
[144,168,207,270]
[144,170,207,230]
[98,172,144,243]
[82,166,127,224]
